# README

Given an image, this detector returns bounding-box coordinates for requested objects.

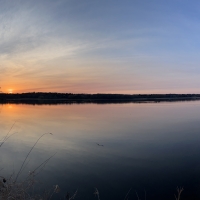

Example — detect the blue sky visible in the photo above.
[1,0,200,93]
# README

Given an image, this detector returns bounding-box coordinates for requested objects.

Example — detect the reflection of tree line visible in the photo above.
[0,92,200,104]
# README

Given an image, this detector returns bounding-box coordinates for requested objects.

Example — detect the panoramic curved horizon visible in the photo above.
[1,0,200,94]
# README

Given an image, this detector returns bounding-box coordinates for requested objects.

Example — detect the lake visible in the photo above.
[1,101,200,199]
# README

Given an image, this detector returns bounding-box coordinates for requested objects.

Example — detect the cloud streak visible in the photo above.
[1,0,200,93]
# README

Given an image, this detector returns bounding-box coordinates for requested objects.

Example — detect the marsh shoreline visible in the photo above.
[0,93,200,104]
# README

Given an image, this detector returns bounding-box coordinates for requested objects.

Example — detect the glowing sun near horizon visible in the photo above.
[8,89,13,94]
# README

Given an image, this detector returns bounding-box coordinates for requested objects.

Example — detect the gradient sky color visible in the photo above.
[1,0,200,94]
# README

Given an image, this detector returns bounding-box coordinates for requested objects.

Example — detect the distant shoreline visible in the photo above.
[1,93,200,104]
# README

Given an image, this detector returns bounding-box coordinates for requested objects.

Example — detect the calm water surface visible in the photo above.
[1,102,200,199]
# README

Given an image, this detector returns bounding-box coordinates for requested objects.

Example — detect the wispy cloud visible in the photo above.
[1,0,200,93]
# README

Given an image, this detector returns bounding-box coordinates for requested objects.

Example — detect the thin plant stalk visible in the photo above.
[94,188,100,200]
[124,188,132,200]
[0,121,17,148]
[175,187,184,200]
[14,132,53,183]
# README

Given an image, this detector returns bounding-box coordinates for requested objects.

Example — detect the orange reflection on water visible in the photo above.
[2,101,200,152]
[8,105,13,109]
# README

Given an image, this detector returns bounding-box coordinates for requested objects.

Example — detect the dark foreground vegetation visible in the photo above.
[1,93,200,104]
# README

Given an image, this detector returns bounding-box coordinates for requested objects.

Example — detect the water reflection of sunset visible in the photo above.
[8,105,13,109]
[1,102,200,199]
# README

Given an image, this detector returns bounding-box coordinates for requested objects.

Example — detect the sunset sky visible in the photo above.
[1,0,200,94]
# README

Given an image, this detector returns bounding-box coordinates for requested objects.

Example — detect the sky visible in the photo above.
[1,0,200,94]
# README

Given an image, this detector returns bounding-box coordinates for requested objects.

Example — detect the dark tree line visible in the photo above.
[0,92,200,101]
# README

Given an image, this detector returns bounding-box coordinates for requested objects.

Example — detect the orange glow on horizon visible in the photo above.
[8,89,13,94]
[3,84,200,95]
